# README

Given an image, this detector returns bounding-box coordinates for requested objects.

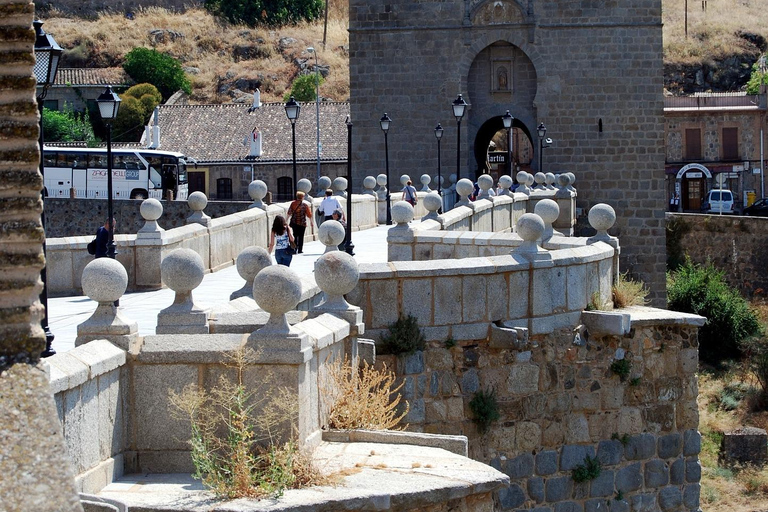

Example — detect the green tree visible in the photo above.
[746,56,768,95]
[123,48,191,100]
[112,95,146,142]
[283,73,324,102]
[204,0,323,27]
[42,104,96,143]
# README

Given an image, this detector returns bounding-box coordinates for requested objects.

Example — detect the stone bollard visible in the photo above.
[387,201,415,261]
[248,180,268,210]
[435,175,445,193]
[422,192,442,222]
[317,176,332,197]
[476,174,494,200]
[318,219,345,253]
[545,172,557,190]
[400,174,411,187]
[514,213,550,261]
[156,248,209,334]
[721,427,768,466]
[332,176,348,198]
[587,203,620,281]
[516,171,531,195]
[138,198,164,237]
[534,172,546,189]
[566,172,577,194]
[231,246,272,300]
[297,178,313,202]
[497,175,513,196]
[376,174,388,224]
[186,191,211,227]
[420,174,431,192]
[248,265,304,339]
[455,178,474,207]
[555,173,573,199]
[363,176,377,196]
[311,250,366,330]
[534,199,561,242]
[76,258,139,351]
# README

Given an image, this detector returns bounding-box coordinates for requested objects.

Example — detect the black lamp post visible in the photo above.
[344,115,355,255]
[452,94,467,181]
[285,96,301,196]
[502,110,513,176]
[380,113,392,225]
[537,122,551,174]
[434,123,443,196]
[97,86,121,260]
[34,20,62,358]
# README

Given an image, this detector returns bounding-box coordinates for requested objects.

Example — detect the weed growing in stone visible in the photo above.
[611,432,631,446]
[322,356,409,430]
[444,337,457,349]
[572,455,602,483]
[168,348,327,499]
[610,358,632,382]
[612,271,649,308]
[469,388,500,433]
[629,376,642,387]
[379,314,426,355]
[615,490,624,501]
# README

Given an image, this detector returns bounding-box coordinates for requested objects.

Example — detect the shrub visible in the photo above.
[469,388,500,433]
[124,83,163,118]
[322,357,408,430]
[168,348,326,499]
[739,337,768,409]
[746,59,768,95]
[205,0,323,27]
[379,315,426,356]
[42,104,96,143]
[111,96,146,142]
[612,272,649,308]
[667,259,762,364]
[123,47,191,100]
[572,455,602,483]
[610,358,632,382]
[283,73,325,102]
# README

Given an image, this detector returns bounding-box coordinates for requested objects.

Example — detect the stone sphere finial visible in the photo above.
[525,173,535,187]
[315,251,360,310]
[188,191,208,212]
[162,248,205,294]
[318,219,346,252]
[534,172,546,187]
[82,258,128,304]
[477,174,493,196]
[248,180,268,210]
[140,198,163,221]
[498,175,513,195]
[566,172,577,192]
[318,176,332,194]
[588,203,616,238]
[332,176,348,196]
[391,200,414,226]
[557,173,571,188]
[449,173,457,185]
[534,199,560,242]
[297,179,312,195]
[422,192,442,221]
[436,175,445,188]
[545,172,556,189]
[420,174,431,191]
[516,171,529,185]
[400,174,411,187]
[376,174,388,187]
[455,178,474,206]
[252,265,303,335]
[231,246,272,300]
[517,213,545,243]
[363,176,377,194]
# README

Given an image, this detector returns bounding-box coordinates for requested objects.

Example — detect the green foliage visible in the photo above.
[572,455,602,483]
[468,388,500,433]
[611,432,631,446]
[379,315,426,356]
[615,490,624,501]
[610,358,632,382]
[739,338,768,409]
[125,83,163,117]
[716,382,749,411]
[42,104,96,143]
[111,96,146,142]
[204,0,323,28]
[629,377,642,387]
[283,73,324,102]
[123,47,191,100]
[444,337,457,349]
[746,58,768,95]
[667,259,762,364]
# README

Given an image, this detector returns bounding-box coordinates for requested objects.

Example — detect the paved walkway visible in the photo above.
[48,225,391,354]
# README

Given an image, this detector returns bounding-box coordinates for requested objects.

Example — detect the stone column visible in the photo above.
[587,203,620,283]
[186,191,211,226]
[156,248,210,334]
[231,246,272,300]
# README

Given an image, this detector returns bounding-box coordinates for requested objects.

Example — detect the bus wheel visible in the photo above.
[130,190,147,200]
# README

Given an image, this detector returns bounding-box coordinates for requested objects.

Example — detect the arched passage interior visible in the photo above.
[473,116,533,179]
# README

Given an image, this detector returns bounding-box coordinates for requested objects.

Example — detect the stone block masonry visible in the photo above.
[376,310,702,511]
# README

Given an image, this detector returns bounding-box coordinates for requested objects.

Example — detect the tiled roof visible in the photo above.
[155,102,350,164]
[53,67,132,87]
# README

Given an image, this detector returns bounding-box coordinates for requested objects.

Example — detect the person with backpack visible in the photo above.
[286,191,312,254]
[402,180,418,206]
[89,218,114,258]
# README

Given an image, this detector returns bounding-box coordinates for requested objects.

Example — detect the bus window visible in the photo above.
[43,152,56,167]
[55,153,68,167]
[177,163,188,184]
[113,156,127,169]
[73,153,89,169]
[123,154,144,170]
[66,152,87,168]
[89,154,106,168]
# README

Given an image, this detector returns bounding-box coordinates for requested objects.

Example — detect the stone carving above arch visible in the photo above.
[470,0,526,25]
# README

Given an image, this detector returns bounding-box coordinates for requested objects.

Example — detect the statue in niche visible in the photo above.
[497,66,508,91]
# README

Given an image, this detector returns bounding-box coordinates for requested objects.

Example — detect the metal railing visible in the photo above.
[664,93,763,110]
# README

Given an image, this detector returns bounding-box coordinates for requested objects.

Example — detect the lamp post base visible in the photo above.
[40,328,55,358]
[344,240,355,256]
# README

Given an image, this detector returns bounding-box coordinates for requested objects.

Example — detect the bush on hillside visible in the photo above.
[283,73,325,102]
[42,104,96,143]
[667,259,762,364]
[204,0,323,28]
[123,48,191,100]
[746,59,768,95]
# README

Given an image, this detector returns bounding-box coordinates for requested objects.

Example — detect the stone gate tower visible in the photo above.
[349,0,667,304]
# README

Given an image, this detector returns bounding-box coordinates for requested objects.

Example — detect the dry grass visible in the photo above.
[41,2,350,103]
[612,272,649,309]
[322,356,409,431]
[663,0,768,66]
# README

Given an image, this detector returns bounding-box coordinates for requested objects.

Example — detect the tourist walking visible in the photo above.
[287,191,311,254]
[268,215,295,266]
[401,180,418,206]
[318,189,343,222]
[91,218,114,259]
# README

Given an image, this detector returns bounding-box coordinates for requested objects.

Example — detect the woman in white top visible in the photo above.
[268,215,295,266]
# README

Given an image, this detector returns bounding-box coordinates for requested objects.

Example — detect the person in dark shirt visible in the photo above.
[94,218,114,258]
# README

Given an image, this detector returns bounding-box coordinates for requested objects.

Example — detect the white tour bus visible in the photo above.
[42,146,189,200]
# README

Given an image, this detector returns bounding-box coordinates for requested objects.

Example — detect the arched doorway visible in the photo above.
[474,116,533,181]
[676,163,712,211]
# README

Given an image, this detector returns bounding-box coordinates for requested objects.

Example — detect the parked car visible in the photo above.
[743,198,768,217]
[702,188,734,214]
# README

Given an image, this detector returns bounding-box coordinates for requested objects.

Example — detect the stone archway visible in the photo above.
[473,116,533,178]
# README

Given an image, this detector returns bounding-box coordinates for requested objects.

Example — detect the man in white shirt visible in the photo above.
[319,189,343,222]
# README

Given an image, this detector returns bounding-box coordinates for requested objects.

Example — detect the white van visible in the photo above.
[703,188,734,214]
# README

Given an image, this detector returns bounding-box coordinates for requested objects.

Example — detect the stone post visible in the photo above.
[455,178,474,207]
[554,174,576,236]
[376,173,388,224]
[533,172,546,189]
[363,176,377,196]
[516,171,531,195]
[76,258,139,352]
[534,199,561,243]
[566,172,577,194]
[422,192,442,222]
[545,172,557,190]
[587,203,620,283]
[332,176,348,198]
[420,173,431,192]
[513,213,551,261]
[318,219,345,253]
[137,198,164,237]
[231,246,272,300]
[156,248,210,334]
[134,198,166,290]
[497,175,513,196]
[476,174,493,200]
[248,179,268,210]
[297,178,313,202]
[186,191,211,226]
[387,201,415,261]
[317,175,332,197]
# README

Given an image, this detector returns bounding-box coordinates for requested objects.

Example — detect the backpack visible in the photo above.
[289,200,308,226]
[87,238,97,255]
